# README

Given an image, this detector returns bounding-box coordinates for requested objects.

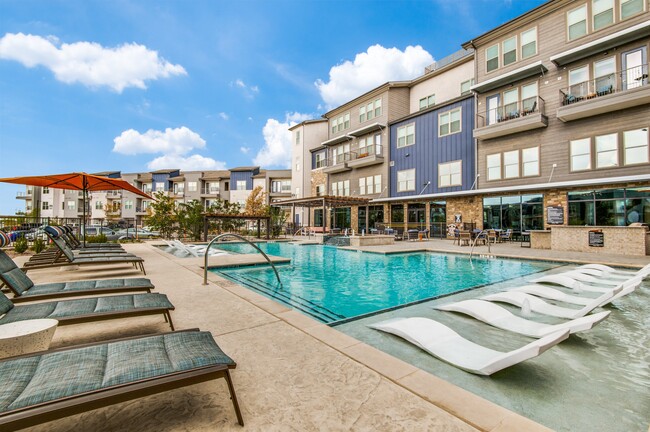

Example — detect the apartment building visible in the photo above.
[466,0,650,231]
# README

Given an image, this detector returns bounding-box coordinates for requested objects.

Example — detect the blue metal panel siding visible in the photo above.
[389,97,475,198]
[230,171,253,190]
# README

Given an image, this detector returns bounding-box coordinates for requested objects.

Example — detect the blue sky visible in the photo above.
[0,0,545,214]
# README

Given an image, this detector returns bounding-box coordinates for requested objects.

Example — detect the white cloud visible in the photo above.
[0,32,186,92]
[315,44,434,107]
[240,146,250,154]
[147,154,226,171]
[218,112,229,120]
[112,126,225,171]
[253,112,312,168]
[231,78,259,98]
[112,126,205,155]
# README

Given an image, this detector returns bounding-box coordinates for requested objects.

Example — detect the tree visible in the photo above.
[145,191,176,239]
[269,206,287,238]
[176,200,204,241]
[206,198,242,233]
[244,186,268,216]
[104,200,121,223]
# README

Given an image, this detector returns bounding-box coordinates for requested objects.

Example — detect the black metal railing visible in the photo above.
[477,96,545,127]
[201,187,220,195]
[355,144,383,159]
[560,64,648,106]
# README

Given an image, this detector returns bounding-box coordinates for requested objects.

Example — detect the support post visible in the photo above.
[266,216,270,240]
[203,216,209,241]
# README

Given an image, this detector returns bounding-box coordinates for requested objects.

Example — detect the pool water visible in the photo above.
[212,242,558,323]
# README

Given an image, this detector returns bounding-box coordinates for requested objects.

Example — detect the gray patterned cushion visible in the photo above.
[1,267,35,295]
[21,278,152,297]
[0,250,17,273]
[0,291,15,315]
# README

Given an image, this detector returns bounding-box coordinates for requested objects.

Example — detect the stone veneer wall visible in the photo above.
[310,169,327,195]
[550,226,648,256]
[543,190,568,227]
[446,196,483,229]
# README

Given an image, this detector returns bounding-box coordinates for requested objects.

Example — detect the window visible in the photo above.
[374,175,381,194]
[365,102,374,121]
[236,180,247,191]
[460,79,474,96]
[486,44,499,72]
[596,133,618,168]
[521,82,538,112]
[343,113,350,130]
[359,177,366,195]
[224,181,229,191]
[439,161,462,187]
[621,0,644,19]
[359,98,381,121]
[503,89,518,116]
[42,202,49,210]
[271,180,291,193]
[391,204,404,223]
[504,150,520,178]
[569,188,650,226]
[397,123,415,148]
[187,182,197,192]
[124,200,133,210]
[502,36,517,66]
[334,143,350,164]
[173,183,184,194]
[295,187,300,197]
[419,94,435,110]
[142,184,152,193]
[296,161,300,171]
[374,98,382,117]
[315,152,326,169]
[95,201,103,210]
[483,195,544,231]
[331,118,338,134]
[155,182,165,191]
[397,169,415,192]
[67,201,75,210]
[624,129,649,165]
[42,187,49,194]
[568,5,588,40]
[593,0,614,30]
[522,147,540,176]
[343,180,350,196]
[594,57,616,93]
[439,108,461,137]
[569,65,589,98]
[316,184,325,196]
[359,105,366,123]
[521,28,537,59]
[571,138,592,171]
[487,154,501,181]
[295,130,301,145]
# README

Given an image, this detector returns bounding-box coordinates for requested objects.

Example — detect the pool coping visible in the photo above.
[155,243,556,432]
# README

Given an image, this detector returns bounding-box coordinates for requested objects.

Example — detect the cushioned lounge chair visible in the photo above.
[0,250,154,302]
[0,290,174,330]
[61,225,123,249]
[369,317,569,375]
[481,289,617,319]
[41,227,127,256]
[434,299,610,338]
[21,231,146,275]
[0,329,243,430]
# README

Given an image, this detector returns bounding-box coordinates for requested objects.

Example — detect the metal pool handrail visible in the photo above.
[202,233,282,286]
[469,229,491,261]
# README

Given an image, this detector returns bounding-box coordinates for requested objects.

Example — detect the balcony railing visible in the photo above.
[477,96,545,128]
[201,187,220,195]
[560,64,649,106]
[314,159,327,169]
[355,144,382,159]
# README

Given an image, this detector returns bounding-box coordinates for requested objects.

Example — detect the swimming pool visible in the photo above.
[211,242,558,323]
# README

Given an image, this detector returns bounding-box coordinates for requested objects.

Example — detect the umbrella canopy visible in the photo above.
[0,172,153,245]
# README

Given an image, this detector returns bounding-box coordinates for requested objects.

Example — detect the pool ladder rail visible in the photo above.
[469,230,494,262]
[202,233,282,286]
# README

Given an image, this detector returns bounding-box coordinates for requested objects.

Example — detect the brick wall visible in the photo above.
[446,196,483,229]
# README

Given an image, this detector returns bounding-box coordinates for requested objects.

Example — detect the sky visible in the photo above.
[0,0,546,214]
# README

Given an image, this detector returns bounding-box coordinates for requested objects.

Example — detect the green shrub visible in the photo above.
[14,237,28,253]
[31,238,46,254]
[86,234,108,244]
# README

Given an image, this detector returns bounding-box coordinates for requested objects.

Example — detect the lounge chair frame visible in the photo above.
[0,329,243,430]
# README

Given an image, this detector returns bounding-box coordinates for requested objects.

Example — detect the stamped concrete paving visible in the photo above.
[11,242,555,432]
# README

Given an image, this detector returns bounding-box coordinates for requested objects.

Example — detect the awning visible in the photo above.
[347,122,385,137]
[321,135,352,146]
[271,195,371,208]
[471,61,548,94]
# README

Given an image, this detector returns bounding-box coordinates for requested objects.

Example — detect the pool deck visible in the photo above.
[10,240,649,431]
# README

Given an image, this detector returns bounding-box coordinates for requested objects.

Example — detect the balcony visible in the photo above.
[346,145,385,169]
[474,96,548,140]
[557,64,650,122]
[322,153,353,174]
[106,191,122,199]
[201,187,221,196]
[16,191,32,199]
[136,207,149,215]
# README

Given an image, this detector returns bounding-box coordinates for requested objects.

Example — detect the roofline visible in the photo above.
[461,0,560,49]
[322,81,411,118]
[388,94,474,126]
[409,53,474,86]
[288,119,328,131]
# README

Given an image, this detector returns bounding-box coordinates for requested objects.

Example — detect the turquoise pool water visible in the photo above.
[211,242,558,323]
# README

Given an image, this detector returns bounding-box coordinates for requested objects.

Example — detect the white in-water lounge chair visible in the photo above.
[531,272,641,291]
[434,299,610,338]
[511,285,621,307]
[369,317,569,375]
[578,263,650,279]
[481,289,617,319]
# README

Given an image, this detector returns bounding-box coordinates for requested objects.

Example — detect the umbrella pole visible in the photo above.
[82,178,87,248]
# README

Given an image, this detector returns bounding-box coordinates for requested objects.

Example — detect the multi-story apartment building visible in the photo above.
[466,0,650,231]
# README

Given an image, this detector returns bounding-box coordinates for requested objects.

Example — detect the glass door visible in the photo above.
[622,47,647,90]
[486,94,500,125]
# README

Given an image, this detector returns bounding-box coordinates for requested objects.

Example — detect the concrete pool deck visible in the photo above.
[10,240,649,431]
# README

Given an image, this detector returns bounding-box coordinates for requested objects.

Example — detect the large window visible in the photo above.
[621,0,644,19]
[571,138,592,171]
[397,123,415,148]
[331,113,350,133]
[502,36,517,66]
[439,108,461,137]
[486,44,499,72]
[483,194,544,231]
[187,182,197,192]
[623,128,649,165]
[236,180,247,191]
[487,153,502,181]
[397,169,415,192]
[360,175,381,195]
[360,99,381,122]
[407,203,426,229]
[331,180,349,196]
[391,204,404,224]
[272,180,291,193]
[314,209,323,227]
[521,28,537,59]
[595,133,618,168]
[438,161,462,187]
[568,4,588,40]
[593,0,614,30]
[569,188,650,226]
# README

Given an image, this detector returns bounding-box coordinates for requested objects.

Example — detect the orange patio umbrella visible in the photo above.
[0,172,153,246]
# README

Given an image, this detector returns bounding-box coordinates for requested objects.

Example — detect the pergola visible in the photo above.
[271,195,371,232]
[202,213,271,240]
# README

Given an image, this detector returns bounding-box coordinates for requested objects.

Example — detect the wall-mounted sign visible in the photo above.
[546,206,564,225]
[588,230,604,247]
[454,214,462,223]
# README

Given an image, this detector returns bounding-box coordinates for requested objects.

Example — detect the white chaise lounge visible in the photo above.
[578,263,650,279]
[369,317,569,375]
[512,285,601,306]
[434,299,610,338]
[481,289,617,319]
[530,273,638,303]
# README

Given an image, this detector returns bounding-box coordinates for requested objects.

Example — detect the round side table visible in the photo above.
[0,319,59,359]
